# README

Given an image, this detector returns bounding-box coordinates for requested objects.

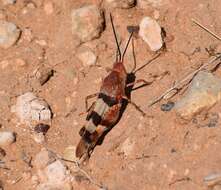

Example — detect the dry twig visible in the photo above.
[192,19,221,41]
[148,54,221,106]
[56,154,105,189]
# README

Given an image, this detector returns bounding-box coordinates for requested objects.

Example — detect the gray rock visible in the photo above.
[175,71,221,120]
[33,148,56,169]
[71,5,104,43]
[105,0,135,9]
[0,131,16,146]
[0,21,21,49]
[139,17,163,51]
[11,92,52,123]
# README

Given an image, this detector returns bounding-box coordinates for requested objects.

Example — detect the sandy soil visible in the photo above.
[1,0,221,189]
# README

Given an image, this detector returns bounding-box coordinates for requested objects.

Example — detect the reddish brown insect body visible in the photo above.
[76,14,144,160]
[76,61,127,159]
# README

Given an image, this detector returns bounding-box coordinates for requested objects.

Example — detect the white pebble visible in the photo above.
[139,17,163,51]
[33,133,45,144]
[0,131,16,146]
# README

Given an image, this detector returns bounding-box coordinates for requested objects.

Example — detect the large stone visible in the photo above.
[139,17,163,51]
[71,5,104,43]
[0,21,21,49]
[175,71,221,120]
[105,0,135,9]
[12,92,52,122]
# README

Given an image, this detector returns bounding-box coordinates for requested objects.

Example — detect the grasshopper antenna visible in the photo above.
[121,31,133,62]
[110,13,121,62]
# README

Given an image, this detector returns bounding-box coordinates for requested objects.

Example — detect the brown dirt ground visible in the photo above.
[1,0,221,189]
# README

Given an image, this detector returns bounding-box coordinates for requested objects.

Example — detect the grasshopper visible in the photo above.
[76,14,154,161]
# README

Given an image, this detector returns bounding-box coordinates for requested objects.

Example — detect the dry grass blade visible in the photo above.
[148,54,221,106]
[192,18,221,41]
[49,150,106,189]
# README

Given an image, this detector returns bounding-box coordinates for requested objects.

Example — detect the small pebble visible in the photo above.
[43,1,54,15]
[207,113,219,128]
[170,148,176,153]
[35,66,54,85]
[76,46,97,67]
[14,58,27,67]
[161,101,175,112]
[34,123,50,135]
[33,133,45,144]
[0,131,16,146]
[23,27,33,42]
[2,0,16,5]
[153,10,160,20]
[0,147,6,159]
[35,39,47,46]
[0,60,9,69]
[120,138,135,156]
